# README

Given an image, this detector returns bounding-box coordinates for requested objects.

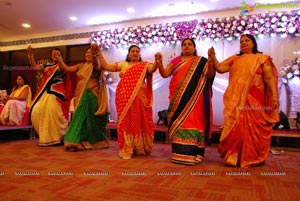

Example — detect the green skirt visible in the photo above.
[64,90,109,144]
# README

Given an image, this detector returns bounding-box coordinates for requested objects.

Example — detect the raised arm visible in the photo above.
[155,52,173,78]
[206,49,215,79]
[97,48,119,72]
[208,47,231,74]
[26,45,43,71]
[90,43,101,71]
[146,54,160,74]
[55,51,79,73]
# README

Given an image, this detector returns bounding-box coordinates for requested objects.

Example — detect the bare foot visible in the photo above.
[93,140,109,149]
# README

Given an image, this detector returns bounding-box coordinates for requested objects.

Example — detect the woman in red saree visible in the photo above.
[210,34,279,168]
[0,74,32,126]
[98,45,158,159]
[156,38,215,165]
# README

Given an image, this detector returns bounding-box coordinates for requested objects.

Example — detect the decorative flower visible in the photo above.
[90,9,300,49]
[280,51,300,84]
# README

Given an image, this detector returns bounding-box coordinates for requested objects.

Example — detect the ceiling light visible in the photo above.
[126,7,135,13]
[69,16,78,21]
[22,23,31,28]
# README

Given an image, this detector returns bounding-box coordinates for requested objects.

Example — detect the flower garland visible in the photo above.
[90,9,300,49]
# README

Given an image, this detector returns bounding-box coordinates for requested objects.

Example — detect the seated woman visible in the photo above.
[0,73,32,126]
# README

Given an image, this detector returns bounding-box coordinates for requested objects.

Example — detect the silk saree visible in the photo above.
[218,54,279,168]
[168,56,214,165]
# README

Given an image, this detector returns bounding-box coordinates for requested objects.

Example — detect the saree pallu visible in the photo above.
[0,85,32,125]
[31,64,72,146]
[168,56,214,165]
[116,62,154,159]
[218,54,279,168]
[64,63,109,146]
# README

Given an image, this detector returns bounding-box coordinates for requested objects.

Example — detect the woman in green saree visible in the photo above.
[57,43,109,151]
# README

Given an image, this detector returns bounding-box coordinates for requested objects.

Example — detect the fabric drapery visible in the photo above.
[0,84,32,126]
[30,64,72,146]
[64,63,109,147]
[168,56,214,165]
[116,61,154,159]
[218,54,279,168]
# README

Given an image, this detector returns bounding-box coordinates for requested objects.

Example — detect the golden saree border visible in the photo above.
[73,63,93,110]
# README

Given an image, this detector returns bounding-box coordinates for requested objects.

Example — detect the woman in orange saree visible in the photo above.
[157,38,215,165]
[210,34,279,168]
[0,74,32,126]
[98,45,158,159]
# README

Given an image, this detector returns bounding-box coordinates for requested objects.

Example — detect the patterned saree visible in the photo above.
[168,56,214,165]
[31,64,72,146]
[116,62,154,159]
[218,54,279,168]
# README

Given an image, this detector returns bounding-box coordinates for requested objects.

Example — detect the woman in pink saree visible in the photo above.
[210,34,279,168]
[156,38,215,165]
[98,45,158,159]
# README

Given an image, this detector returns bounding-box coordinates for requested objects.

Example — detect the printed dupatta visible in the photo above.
[168,56,212,138]
[116,61,152,126]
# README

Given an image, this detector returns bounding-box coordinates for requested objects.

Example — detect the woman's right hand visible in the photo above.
[27,45,34,57]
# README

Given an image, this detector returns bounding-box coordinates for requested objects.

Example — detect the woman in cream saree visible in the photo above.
[0,74,32,126]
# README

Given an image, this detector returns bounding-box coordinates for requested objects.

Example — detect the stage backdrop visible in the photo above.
[101,36,300,126]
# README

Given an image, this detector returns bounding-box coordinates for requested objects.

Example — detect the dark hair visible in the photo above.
[181,38,198,56]
[17,73,29,85]
[126,45,142,62]
[237,34,262,55]
[52,48,63,57]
